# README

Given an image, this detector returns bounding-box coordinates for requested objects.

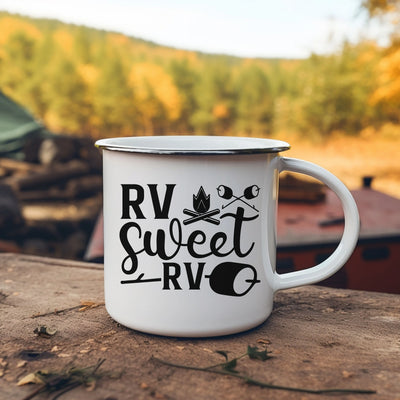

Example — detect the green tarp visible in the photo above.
[0,91,49,158]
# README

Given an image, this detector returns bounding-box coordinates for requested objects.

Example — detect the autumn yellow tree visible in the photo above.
[362,0,400,16]
[0,17,43,114]
[129,62,182,134]
[2,9,400,139]
[370,48,400,122]
[363,0,400,123]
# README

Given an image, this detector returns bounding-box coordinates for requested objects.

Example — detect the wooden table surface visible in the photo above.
[1,253,399,400]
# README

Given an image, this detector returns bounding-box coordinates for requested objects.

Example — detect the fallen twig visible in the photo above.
[31,301,104,319]
[152,345,376,396]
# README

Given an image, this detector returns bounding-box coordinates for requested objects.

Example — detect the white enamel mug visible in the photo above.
[96,136,359,337]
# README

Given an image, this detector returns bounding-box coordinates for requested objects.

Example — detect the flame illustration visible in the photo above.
[193,186,210,213]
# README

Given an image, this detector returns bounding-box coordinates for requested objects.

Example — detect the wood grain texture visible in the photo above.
[0,253,399,399]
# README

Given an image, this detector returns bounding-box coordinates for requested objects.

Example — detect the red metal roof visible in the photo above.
[278,187,400,247]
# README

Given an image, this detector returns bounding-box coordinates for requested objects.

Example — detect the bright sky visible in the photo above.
[0,0,390,58]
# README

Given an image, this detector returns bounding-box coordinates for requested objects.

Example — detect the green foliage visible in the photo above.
[234,65,274,135]
[168,59,198,133]
[190,60,235,134]
[298,44,379,136]
[45,58,90,133]
[93,55,135,136]
[0,11,398,139]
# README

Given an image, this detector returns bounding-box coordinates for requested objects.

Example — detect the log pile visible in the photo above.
[0,135,103,260]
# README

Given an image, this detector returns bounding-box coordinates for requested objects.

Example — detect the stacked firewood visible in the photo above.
[0,135,103,260]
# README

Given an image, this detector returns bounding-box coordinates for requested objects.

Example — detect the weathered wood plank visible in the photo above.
[0,253,399,399]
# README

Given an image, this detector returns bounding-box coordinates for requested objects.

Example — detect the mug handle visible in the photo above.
[273,157,360,291]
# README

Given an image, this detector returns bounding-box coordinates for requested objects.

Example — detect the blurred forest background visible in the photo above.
[0,0,400,196]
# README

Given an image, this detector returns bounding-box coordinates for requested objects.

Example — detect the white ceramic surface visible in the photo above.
[97,136,359,337]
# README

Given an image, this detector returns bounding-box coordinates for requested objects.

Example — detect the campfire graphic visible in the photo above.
[183,186,220,225]
[217,184,260,212]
